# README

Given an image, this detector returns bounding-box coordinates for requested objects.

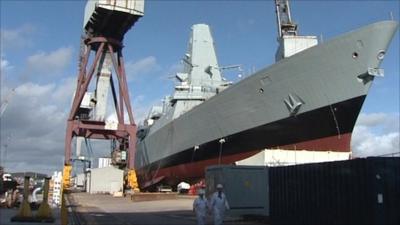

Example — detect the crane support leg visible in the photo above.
[62,164,72,189]
[64,37,139,192]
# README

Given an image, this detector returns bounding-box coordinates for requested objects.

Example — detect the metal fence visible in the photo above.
[269,157,400,225]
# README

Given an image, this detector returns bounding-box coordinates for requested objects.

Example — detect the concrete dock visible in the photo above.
[67,192,266,225]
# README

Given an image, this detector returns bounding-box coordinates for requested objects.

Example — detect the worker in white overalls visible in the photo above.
[210,184,230,225]
[193,188,208,225]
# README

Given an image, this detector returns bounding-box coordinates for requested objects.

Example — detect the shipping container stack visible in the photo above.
[269,157,400,225]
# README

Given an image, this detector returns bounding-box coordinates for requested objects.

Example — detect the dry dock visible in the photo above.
[67,192,266,225]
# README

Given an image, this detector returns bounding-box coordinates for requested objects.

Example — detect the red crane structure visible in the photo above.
[63,0,144,191]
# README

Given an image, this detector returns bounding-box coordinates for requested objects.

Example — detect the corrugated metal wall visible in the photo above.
[269,157,400,225]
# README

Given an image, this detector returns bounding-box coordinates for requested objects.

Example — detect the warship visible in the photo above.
[135,1,398,187]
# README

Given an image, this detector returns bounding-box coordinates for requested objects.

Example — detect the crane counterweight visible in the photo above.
[83,0,144,41]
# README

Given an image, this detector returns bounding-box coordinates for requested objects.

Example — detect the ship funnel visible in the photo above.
[184,24,223,86]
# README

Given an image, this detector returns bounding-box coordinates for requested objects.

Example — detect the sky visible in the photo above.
[0,0,399,175]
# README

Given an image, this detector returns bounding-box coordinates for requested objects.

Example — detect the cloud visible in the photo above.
[356,113,388,127]
[160,62,183,81]
[0,24,36,50]
[0,75,160,174]
[1,55,12,85]
[351,113,400,157]
[1,57,12,71]
[356,112,399,133]
[26,47,73,76]
[125,56,160,81]
[352,126,399,157]
[1,81,69,175]
[15,82,55,97]
[51,77,76,105]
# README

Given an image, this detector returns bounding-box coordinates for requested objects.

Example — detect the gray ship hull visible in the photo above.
[135,21,398,187]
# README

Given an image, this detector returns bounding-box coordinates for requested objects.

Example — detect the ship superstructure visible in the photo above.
[140,24,231,131]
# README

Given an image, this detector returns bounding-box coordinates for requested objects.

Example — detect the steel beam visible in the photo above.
[64,37,137,170]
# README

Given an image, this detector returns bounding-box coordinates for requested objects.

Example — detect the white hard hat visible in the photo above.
[216,184,223,189]
[198,189,205,195]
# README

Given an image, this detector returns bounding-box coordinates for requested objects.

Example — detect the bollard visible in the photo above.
[36,177,55,222]
[11,176,34,222]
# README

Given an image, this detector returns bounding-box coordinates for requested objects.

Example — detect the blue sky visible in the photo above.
[1,1,399,174]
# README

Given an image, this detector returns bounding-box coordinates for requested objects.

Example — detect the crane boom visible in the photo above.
[0,89,15,118]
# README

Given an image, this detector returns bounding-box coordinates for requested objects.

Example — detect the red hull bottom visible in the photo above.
[138,133,352,186]
[280,133,351,152]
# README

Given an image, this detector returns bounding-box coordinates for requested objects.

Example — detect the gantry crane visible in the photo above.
[275,0,297,38]
[63,0,144,191]
[274,0,318,61]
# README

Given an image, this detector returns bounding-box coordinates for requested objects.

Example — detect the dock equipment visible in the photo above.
[274,0,318,61]
[36,178,55,222]
[11,176,33,222]
[275,0,297,37]
[63,0,144,192]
